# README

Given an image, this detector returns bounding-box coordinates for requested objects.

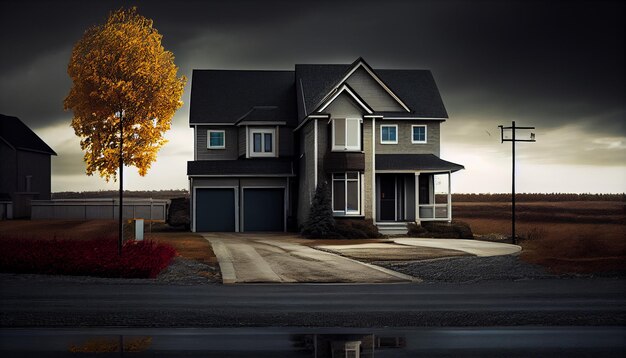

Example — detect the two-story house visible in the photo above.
[187,58,463,234]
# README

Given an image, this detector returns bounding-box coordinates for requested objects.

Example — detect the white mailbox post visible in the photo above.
[134,219,144,241]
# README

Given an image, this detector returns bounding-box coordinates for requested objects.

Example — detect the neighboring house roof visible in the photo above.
[189,58,448,128]
[187,158,295,176]
[189,70,297,126]
[0,114,57,155]
[375,154,464,172]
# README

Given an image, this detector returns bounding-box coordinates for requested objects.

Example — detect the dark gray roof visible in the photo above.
[187,159,294,176]
[376,154,464,172]
[295,61,448,122]
[235,106,283,124]
[190,58,449,127]
[295,63,350,120]
[376,70,448,119]
[0,114,56,155]
[189,70,296,126]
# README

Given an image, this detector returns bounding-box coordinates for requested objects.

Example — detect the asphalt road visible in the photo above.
[1,277,625,327]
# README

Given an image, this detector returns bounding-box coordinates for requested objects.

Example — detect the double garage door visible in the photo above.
[195,188,284,232]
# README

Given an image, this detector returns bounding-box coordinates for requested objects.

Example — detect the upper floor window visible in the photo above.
[208,130,225,149]
[332,118,361,151]
[380,124,398,144]
[412,125,427,144]
[250,128,276,157]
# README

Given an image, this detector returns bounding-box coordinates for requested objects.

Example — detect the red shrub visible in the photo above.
[0,236,177,278]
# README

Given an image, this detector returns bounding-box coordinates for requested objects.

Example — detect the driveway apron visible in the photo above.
[203,233,415,284]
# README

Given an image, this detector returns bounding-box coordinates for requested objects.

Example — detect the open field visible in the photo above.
[453,201,626,274]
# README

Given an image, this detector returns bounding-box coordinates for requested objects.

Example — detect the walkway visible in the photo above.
[393,238,521,257]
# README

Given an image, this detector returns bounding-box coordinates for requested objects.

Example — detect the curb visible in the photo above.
[203,237,236,284]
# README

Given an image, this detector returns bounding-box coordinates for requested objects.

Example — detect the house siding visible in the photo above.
[0,140,16,198]
[238,126,246,157]
[16,150,51,200]
[375,121,440,157]
[297,120,316,226]
[345,67,405,112]
[196,125,239,160]
[363,119,374,219]
[279,126,294,157]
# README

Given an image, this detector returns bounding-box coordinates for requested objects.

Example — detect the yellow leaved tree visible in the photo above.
[64,7,186,253]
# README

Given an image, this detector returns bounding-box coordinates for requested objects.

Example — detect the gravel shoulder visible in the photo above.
[0,257,220,286]
[372,255,589,283]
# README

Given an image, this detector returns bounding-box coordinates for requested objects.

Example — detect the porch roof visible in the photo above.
[375,154,464,172]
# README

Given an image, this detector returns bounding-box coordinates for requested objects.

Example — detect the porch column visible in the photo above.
[415,172,420,224]
[447,171,452,222]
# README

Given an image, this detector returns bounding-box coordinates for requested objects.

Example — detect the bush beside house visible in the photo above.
[407,220,474,239]
[301,182,381,239]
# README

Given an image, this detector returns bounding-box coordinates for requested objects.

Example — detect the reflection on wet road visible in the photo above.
[1,326,624,357]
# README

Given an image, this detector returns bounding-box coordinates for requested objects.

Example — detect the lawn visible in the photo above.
[454,201,626,274]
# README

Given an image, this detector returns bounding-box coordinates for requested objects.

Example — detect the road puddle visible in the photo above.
[1,326,624,357]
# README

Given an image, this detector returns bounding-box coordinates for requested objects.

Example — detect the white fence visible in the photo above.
[30,199,169,221]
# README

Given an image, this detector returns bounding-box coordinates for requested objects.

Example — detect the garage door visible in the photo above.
[195,188,236,232]
[243,188,284,232]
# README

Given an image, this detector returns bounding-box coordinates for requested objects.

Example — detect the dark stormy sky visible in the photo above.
[1,0,624,193]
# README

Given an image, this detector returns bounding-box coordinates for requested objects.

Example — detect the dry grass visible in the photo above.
[147,232,217,265]
[0,220,117,239]
[457,201,626,274]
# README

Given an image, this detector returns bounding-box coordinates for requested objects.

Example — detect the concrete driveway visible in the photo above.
[393,238,521,257]
[203,233,416,284]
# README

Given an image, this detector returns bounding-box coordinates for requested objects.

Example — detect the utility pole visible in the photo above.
[118,110,124,257]
[498,121,536,244]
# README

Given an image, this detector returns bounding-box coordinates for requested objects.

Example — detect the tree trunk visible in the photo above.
[118,111,124,256]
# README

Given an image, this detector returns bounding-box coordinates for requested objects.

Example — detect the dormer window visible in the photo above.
[332,118,361,151]
[208,130,225,149]
[249,128,276,157]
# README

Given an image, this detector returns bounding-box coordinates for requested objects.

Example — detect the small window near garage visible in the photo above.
[207,130,225,149]
[250,128,276,157]
[332,172,361,215]
[380,124,398,144]
[412,125,427,144]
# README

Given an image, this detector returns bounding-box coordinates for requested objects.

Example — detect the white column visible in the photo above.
[447,171,452,222]
[313,119,318,188]
[415,172,420,224]
[371,117,376,224]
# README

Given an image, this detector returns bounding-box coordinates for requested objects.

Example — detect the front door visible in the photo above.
[379,175,395,221]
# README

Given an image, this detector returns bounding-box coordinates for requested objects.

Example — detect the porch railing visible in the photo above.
[418,204,450,221]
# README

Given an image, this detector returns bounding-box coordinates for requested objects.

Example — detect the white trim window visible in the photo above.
[332,118,361,151]
[332,172,361,215]
[207,130,225,149]
[249,128,276,157]
[380,124,398,144]
[411,125,427,144]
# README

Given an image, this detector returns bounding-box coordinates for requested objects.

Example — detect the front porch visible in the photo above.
[375,171,453,224]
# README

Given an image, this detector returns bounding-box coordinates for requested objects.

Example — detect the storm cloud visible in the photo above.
[0,0,624,192]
